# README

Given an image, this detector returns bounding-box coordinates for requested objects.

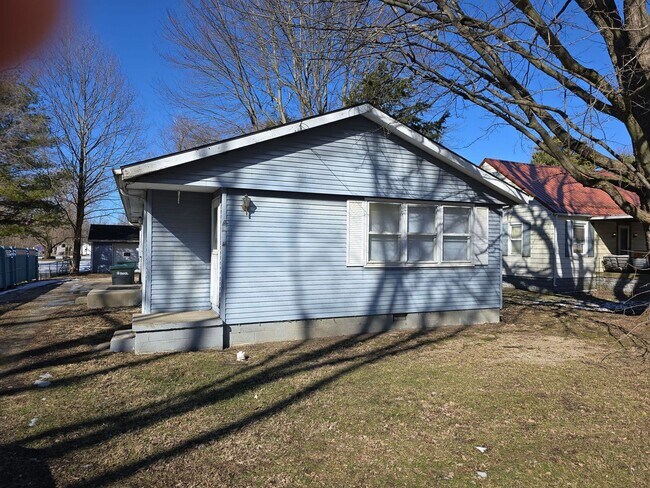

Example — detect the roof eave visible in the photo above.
[114,169,145,225]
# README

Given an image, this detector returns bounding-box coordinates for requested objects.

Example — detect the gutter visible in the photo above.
[589,215,634,221]
[552,213,559,288]
[113,168,146,225]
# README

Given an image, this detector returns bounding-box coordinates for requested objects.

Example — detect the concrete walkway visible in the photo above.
[0,276,112,359]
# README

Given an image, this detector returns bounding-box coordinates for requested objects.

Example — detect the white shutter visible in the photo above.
[347,200,367,266]
[473,206,489,266]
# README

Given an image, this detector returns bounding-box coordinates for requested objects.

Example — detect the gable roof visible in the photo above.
[88,224,139,242]
[481,158,638,218]
[115,105,528,223]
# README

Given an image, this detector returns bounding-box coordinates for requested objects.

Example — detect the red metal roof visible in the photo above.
[481,158,638,217]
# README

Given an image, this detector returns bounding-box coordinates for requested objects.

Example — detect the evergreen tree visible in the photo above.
[0,72,63,239]
[343,62,449,142]
[531,138,593,169]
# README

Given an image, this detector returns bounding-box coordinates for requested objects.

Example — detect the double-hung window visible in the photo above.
[407,205,438,262]
[573,222,587,254]
[368,202,402,263]
[441,206,472,262]
[509,223,523,255]
[367,201,472,265]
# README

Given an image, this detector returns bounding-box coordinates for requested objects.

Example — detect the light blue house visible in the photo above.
[113,104,527,353]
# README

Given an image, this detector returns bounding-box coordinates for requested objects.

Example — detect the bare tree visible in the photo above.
[372,1,650,244]
[164,116,226,152]
[165,0,376,134]
[38,27,142,272]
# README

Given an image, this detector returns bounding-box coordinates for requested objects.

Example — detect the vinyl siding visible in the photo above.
[222,191,501,325]
[138,117,506,205]
[504,203,605,288]
[503,201,556,279]
[555,216,598,284]
[149,190,212,312]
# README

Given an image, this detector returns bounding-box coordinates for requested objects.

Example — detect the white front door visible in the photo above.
[210,197,221,312]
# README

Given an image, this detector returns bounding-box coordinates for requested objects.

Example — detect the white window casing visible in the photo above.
[509,223,523,256]
[368,202,402,263]
[350,199,485,267]
[441,206,472,262]
[573,221,587,255]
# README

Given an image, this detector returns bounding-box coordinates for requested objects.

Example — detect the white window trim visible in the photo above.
[406,204,439,264]
[441,205,473,263]
[367,201,403,265]
[365,200,474,267]
[572,220,588,255]
[509,222,523,256]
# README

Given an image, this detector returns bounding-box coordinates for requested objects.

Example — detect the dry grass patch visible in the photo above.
[0,282,648,487]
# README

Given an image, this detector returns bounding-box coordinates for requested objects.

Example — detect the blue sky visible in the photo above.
[72,0,182,160]
[72,0,543,167]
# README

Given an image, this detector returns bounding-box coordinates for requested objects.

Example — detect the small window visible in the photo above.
[509,223,523,256]
[123,252,131,257]
[442,207,471,262]
[573,222,586,254]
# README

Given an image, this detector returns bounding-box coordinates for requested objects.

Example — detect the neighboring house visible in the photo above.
[88,224,140,273]
[54,243,71,260]
[481,158,647,291]
[54,242,90,259]
[113,104,527,353]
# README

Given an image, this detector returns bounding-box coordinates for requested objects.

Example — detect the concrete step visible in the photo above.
[131,310,223,353]
[110,329,136,352]
[87,285,141,309]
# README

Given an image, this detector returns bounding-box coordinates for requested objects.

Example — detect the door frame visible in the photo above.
[210,195,222,313]
[617,223,631,255]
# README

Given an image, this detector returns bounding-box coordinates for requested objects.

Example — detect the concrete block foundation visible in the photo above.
[225,308,500,348]
[115,308,500,353]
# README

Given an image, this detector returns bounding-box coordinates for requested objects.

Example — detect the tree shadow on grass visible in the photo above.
[11,322,472,488]
[0,311,130,382]
[0,444,55,488]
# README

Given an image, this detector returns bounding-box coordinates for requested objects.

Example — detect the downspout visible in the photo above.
[552,213,558,289]
[499,207,505,310]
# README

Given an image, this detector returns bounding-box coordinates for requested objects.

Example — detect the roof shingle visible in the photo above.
[481,158,638,217]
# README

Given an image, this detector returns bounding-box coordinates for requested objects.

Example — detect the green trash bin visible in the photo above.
[109,262,136,285]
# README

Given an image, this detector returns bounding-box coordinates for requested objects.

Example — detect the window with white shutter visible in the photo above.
[348,200,489,267]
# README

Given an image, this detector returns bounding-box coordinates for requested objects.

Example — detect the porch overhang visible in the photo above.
[114,169,219,225]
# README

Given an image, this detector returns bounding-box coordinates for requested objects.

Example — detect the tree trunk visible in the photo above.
[642,200,650,258]
[71,186,85,274]
[46,241,55,260]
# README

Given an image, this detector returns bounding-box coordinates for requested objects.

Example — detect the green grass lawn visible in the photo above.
[0,284,648,487]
